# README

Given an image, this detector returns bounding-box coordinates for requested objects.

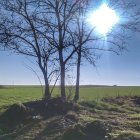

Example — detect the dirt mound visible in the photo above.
[65,111,79,122]
[24,97,80,116]
[103,96,140,106]
[44,97,79,116]
[62,120,110,140]
[0,103,31,124]
[62,124,86,140]
[85,120,110,140]
[131,96,140,106]
[24,100,46,115]
[102,96,127,105]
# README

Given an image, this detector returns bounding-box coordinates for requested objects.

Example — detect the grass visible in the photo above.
[78,97,140,140]
[0,86,42,112]
[0,86,140,112]
[0,86,140,139]
[24,97,140,139]
[79,86,140,100]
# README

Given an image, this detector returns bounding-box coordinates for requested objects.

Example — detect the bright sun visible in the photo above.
[87,3,119,35]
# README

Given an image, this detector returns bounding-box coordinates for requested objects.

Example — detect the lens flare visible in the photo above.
[87,3,119,35]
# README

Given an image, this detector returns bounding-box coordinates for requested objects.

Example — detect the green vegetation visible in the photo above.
[0,86,140,140]
[0,96,140,140]
[0,86,42,112]
[0,86,140,111]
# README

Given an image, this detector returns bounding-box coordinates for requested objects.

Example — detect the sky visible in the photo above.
[0,0,140,86]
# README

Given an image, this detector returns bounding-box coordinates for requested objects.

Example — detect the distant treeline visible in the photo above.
[0,85,113,88]
[78,85,116,87]
[52,85,116,87]
[0,85,7,89]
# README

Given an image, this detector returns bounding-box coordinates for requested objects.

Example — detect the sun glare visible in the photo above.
[87,3,119,35]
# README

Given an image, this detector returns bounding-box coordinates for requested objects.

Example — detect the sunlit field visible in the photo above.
[0,86,140,111]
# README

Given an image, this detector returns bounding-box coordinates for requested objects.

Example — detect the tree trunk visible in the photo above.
[60,64,66,99]
[59,51,66,100]
[43,72,50,100]
[74,48,81,101]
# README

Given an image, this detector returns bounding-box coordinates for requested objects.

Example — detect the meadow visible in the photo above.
[0,85,140,112]
[0,86,140,140]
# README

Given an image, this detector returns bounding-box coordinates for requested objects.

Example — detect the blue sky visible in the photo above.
[81,32,140,86]
[0,32,140,86]
[0,0,140,86]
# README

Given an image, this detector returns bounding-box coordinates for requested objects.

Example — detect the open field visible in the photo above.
[0,86,140,140]
[0,86,140,112]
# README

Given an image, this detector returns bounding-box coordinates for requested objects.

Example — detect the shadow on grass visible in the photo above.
[0,97,79,138]
[0,96,140,140]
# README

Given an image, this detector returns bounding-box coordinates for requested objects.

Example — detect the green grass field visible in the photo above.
[0,86,140,111]
[0,86,140,140]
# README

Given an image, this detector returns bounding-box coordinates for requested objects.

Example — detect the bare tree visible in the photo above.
[0,0,58,99]
[37,0,91,99]
[0,0,87,100]
[0,0,139,102]
[73,0,140,101]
